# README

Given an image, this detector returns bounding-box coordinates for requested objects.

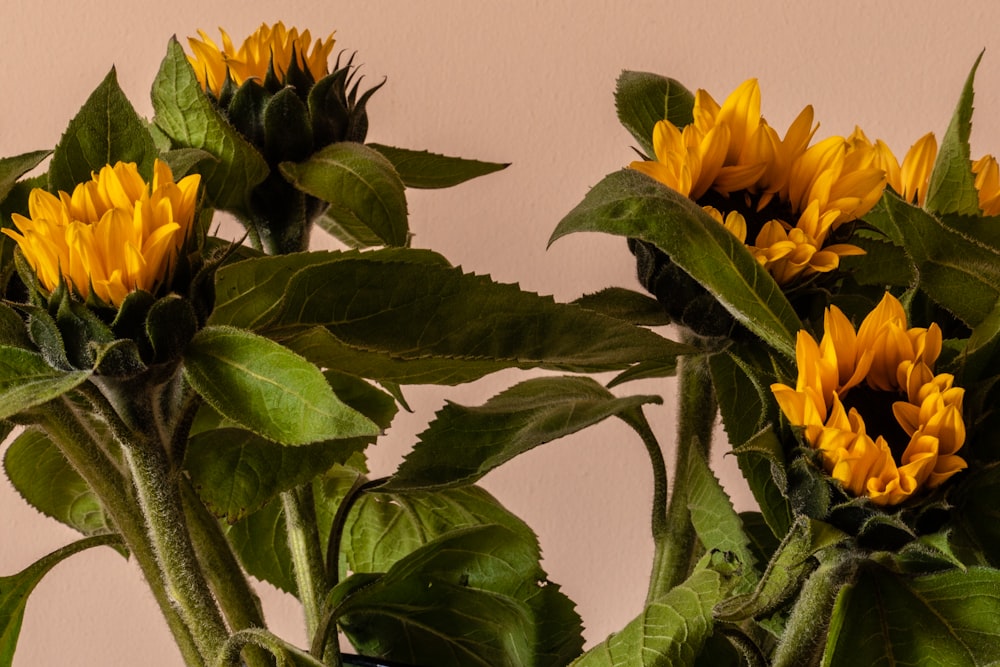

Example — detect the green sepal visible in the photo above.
[48,67,158,193]
[264,87,314,164]
[145,294,198,364]
[614,70,695,159]
[368,144,509,189]
[0,534,124,664]
[227,79,269,148]
[924,52,983,217]
[308,55,384,146]
[0,303,32,349]
[0,345,92,419]
[17,302,72,371]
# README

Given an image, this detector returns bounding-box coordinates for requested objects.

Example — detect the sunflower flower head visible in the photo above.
[3,160,200,307]
[630,79,887,288]
[770,292,967,506]
[187,22,336,98]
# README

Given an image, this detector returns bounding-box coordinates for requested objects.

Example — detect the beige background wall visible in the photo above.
[2,1,999,663]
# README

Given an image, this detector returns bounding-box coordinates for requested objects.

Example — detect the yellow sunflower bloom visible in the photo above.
[770,292,967,506]
[3,160,200,306]
[188,22,336,97]
[630,79,885,286]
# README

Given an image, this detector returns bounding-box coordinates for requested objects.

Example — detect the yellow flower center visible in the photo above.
[630,79,887,287]
[3,160,201,306]
[187,22,336,97]
[770,292,967,506]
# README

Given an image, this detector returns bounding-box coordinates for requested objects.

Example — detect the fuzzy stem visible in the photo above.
[649,344,717,599]
[772,554,856,667]
[39,396,206,666]
[180,480,275,667]
[282,485,328,643]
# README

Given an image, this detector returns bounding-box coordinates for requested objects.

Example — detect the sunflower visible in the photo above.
[187,22,336,98]
[3,160,200,306]
[770,292,967,506]
[630,79,886,286]
[850,129,1000,214]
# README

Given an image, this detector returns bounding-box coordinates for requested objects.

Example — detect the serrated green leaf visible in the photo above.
[550,169,800,358]
[3,429,112,536]
[212,248,692,378]
[839,234,914,287]
[686,449,757,589]
[0,151,49,204]
[1,534,123,663]
[0,346,90,420]
[614,71,694,159]
[186,372,395,522]
[151,38,268,215]
[925,52,983,217]
[730,428,793,540]
[182,325,379,446]
[572,565,726,667]
[335,524,583,667]
[280,142,408,247]
[823,565,1000,666]
[367,144,508,189]
[868,191,1000,327]
[573,287,671,326]
[384,376,661,490]
[48,68,158,193]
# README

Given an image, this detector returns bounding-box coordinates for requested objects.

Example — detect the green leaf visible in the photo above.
[925,52,983,217]
[550,169,800,358]
[184,428,368,523]
[335,525,584,667]
[225,498,298,594]
[367,144,509,189]
[607,359,680,387]
[962,298,1000,384]
[182,325,379,446]
[0,346,91,420]
[686,449,757,590]
[384,376,662,490]
[572,564,727,667]
[331,482,545,576]
[950,463,1000,567]
[1,534,123,664]
[186,372,396,522]
[573,287,671,326]
[3,429,112,536]
[614,71,694,159]
[868,191,1000,327]
[151,38,268,215]
[823,565,1000,666]
[0,151,49,204]
[279,142,408,247]
[48,68,158,193]
[212,248,692,379]
[730,428,793,540]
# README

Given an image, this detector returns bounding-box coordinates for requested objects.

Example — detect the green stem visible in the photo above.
[282,484,328,642]
[181,480,275,667]
[617,408,669,560]
[649,344,717,600]
[39,397,206,667]
[772,554,856,667]
[122,435,230,661]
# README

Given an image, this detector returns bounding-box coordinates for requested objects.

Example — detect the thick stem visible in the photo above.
[649,345,717,599]
[123,435,230,661]
[282,484,328,642]
[181,480,275,667]
[39,397,205,666]
[772,554,856,667]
